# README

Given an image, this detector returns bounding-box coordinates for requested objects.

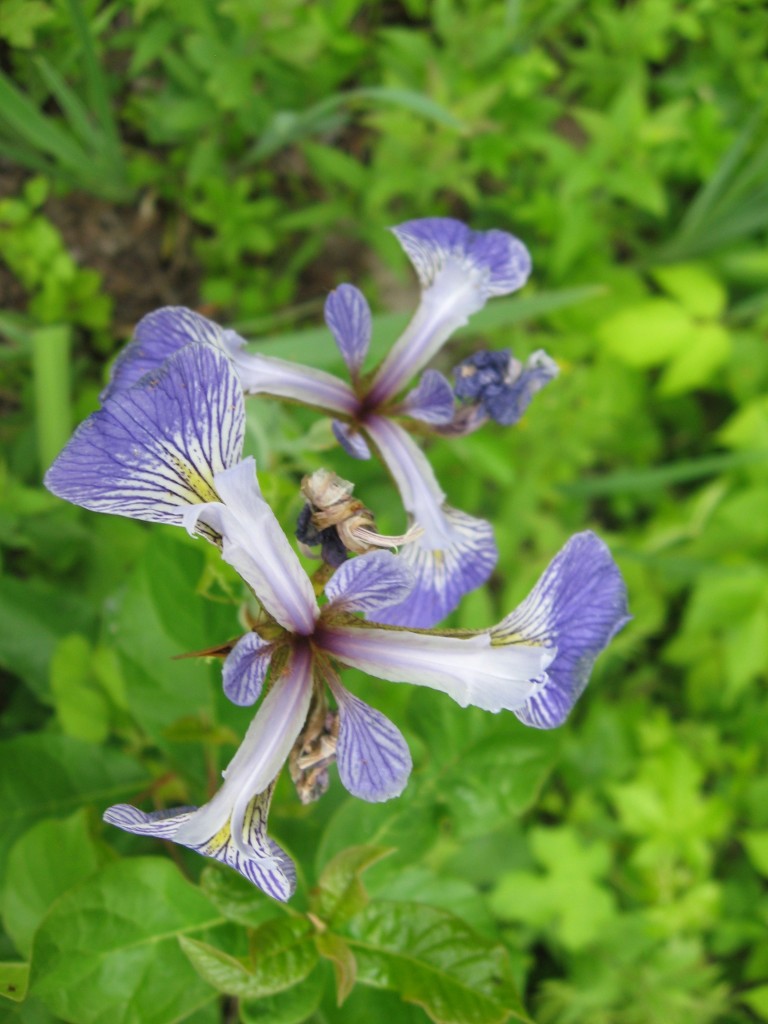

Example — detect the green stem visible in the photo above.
[31,324,71,472]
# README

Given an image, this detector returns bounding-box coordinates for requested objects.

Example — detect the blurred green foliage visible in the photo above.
[1,1,768,1022]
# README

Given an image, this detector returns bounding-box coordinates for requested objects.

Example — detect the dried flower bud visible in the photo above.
[297,469,422,564]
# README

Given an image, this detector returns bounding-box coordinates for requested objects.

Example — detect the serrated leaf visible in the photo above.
[490,827,617,950]
[316,931,357,1005]
[346,901,532,1024]
[2,808,111,956]
[182,917,318,999]
[312,845,394,926]
[30,858,223,1024]
[0,962,29,1002]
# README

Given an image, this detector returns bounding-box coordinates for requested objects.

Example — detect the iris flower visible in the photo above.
[99,218,557,628]
[46,343,629,901]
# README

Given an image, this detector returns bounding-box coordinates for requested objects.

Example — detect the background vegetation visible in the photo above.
[2,1,768,1021]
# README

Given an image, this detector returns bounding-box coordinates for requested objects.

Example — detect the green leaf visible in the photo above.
[0,734,149,880]
[490,827,617,950]
[200,865,282,929]
[50,634,110,743]
[30,858,223,1023]
[0,962,29,1003]
[657,323,732,395]
[742,831,768,878]
[2,808,111,956]
[239,969,325,1024]
[346,901,532,1024]
[0,575,92,698]
[316,931,357,1005]
[312,845,394,927]
[742,985,768,1019]
[651,263,727,319]
[181,917,318,999]
[598,298,694,367]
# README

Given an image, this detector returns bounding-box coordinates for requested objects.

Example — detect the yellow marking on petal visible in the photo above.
[199,821,232,856]
[170,455,219,503]
[491,629,547,648]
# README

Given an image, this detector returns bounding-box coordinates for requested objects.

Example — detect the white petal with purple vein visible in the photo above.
[368,218,531,403]
[319,622,551,713]
[327,675,412,801]
[231,351,359,417]
[45,345,244,525]
[363,416,497,626]
[104,788,296,901]
[184,458,319,635]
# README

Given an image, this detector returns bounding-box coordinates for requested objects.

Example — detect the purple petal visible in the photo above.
[102,307,234,400]
[104,791,296,902]
[332,420,372,460]
[391,218,532,297]
[368,220,532,403]
[324,550,414,615]
[327,677,412,801]
[324,284,371,378]
[494,532,630,729]
[397,370,455,425]
[372,506,498,628]
[45,344,244,525]
[223,632,273,706]
[362,416,497,626]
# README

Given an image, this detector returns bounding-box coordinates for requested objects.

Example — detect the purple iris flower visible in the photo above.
[98,218,536,628]
[46,344,629,902]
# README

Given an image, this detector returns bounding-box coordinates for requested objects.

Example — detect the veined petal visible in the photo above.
[104,787,296,901]
[174,644,313,859]
[45,344,244,525]
[105,648,307,900]
[223,631,274,706]
[318,622,551,713]
[231,351,359,417]
[185,458,319,635]
[102,306,241,399]
[372,506,497,628]
[325,284,371,379]
[327,673,412,801]
[363,416,497,626]
[332,420,372,460]
[396,369,455,425]
[368,218,531,404]
[393,218,532,297]
[324,550,414,615]
[494,531,630,729]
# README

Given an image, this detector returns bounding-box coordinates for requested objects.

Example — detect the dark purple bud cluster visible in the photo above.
[453,349,558,427]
